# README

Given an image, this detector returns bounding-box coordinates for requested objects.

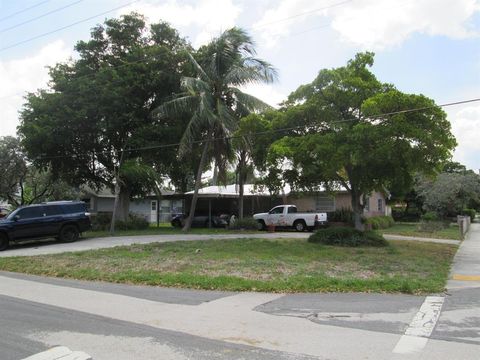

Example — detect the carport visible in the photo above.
[184,184,282,221]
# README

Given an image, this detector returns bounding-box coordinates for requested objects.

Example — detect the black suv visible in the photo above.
[0,201,91,251]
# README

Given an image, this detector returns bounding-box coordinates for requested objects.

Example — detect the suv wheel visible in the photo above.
[0,233,8,251]
[59,225,79,243]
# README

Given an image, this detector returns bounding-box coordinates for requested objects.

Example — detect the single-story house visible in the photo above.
[82,188,184,223]
[82,184,390,224]
[185,184,390,218]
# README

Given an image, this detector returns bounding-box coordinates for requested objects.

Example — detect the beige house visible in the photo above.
[286,189,390,218]
[187,184,390,218]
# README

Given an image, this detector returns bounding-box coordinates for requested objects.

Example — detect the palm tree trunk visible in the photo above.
[238,151,246,220]
[183,139,210,231]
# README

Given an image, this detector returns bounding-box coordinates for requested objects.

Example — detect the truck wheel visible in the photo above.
[293,220,306,232]
[59,225,79,243]
[0,233,8,251]
[257,220,266,231]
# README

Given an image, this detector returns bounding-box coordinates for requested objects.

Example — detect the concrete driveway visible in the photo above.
[0,231,459,257]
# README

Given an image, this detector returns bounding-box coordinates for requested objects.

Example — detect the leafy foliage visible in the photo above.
[365,216,395,229]
[155,27,277,230]
[228,217,259,230]
[416,172,480,218]
[264,52,456,230]
[308,227,388,247]
[19,13,189,219]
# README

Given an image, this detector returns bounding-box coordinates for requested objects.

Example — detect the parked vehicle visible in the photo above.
[253,205,327,232]
[0,201,91,251]
[171,213,229,228]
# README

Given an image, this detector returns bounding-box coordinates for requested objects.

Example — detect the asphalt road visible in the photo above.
[0,271,478,360]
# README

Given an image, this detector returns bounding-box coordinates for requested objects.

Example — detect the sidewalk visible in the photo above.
[447,223,480,290]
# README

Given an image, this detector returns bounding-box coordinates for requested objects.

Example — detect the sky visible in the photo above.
[0,0,479,170]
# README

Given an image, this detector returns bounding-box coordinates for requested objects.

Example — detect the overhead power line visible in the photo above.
[0,0,84,34]
[250,0,352,29]
[0,0,139,52]
[32,97,480,161]
[0,0,50,22]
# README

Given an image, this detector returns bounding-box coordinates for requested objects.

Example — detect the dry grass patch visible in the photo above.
[0,238,457,294]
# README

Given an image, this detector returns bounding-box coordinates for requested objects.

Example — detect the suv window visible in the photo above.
[44,205,64,216]
[16,207,44,219]
[61,203,86,214]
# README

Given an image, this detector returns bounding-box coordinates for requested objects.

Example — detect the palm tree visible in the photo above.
[156,27,277,231]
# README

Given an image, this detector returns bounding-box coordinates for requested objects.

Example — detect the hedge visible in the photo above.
[308,226,388,247]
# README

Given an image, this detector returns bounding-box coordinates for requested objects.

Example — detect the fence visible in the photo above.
[457,215,471,239]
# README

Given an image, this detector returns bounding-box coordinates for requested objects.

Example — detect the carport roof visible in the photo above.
[185,184,283,198]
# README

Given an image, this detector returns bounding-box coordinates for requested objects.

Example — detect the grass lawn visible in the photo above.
[0,238,457,294]
[378,223,461,240]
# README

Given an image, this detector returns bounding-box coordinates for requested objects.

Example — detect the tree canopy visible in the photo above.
[265,52,456,229]
[19,13,190,220]
[155,27,277,230]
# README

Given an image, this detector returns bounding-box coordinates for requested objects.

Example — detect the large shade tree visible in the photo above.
[19,14,190,226]
[267,52,456,230]
[156,27,277,230]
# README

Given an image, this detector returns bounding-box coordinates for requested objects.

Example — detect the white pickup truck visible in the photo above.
[253,205,327,232]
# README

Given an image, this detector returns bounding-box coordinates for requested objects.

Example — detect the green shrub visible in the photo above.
[392,207,421,222]
[116,214,150,230]
[417,211,449,232]
[365,215,395,229]
[326,208,354,224]
[228,217,259,230]
[308,227,388,247]
[421,211,439,222]
[417,221,448,232]
[461,208,476,222]
[90,212,112,231]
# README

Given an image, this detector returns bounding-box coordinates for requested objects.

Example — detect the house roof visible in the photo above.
[82,187,177,198]
[185,183,349,198]
[185,184,281,197]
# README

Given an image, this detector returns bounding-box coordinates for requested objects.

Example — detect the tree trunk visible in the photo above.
[110,180,121,234]
[350,187,365,231]
[182,139,210,232]
[238,151,246,220]
[118,186,130,221]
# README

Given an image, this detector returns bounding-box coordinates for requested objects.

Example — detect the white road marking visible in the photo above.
[392,296,445,354]
[22,346,92,360]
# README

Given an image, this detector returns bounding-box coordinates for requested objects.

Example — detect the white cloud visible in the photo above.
[253,0,480,49]
[119,0,242,47]
[0,40,71,137]
[240,83,287,108]
[252,0,334,48]
[331,0,480,49]
[450,105,480,170]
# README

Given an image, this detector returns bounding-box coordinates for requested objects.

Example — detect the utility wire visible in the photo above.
[0,0,139,52]
[32,97,480,161]
[249,0,352,29]
[0,0,50,22]
[0,0,84,34]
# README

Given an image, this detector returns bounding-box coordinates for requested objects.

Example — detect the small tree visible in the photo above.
[416,172,480,218]
[266,53,456,230]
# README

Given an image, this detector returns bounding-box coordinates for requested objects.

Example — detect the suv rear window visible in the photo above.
[61,203,87,214]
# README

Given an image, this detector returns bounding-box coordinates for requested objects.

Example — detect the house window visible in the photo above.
[364,197,370,212]
[316,195,335,212]
[151,201,157,211]
[377,198,383,212]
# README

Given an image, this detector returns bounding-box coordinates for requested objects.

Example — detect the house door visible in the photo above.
[150,200,158,223]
